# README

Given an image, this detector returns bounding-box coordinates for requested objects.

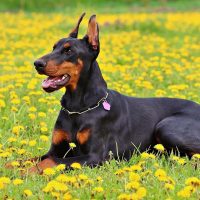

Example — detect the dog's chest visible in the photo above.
[52,127,92,146]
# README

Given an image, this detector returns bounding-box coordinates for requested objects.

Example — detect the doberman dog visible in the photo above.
[32,13,200,173]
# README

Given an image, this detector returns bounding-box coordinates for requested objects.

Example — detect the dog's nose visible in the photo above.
[34,59,46,73]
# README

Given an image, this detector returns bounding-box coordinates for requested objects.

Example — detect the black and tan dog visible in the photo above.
[32,13,200,173]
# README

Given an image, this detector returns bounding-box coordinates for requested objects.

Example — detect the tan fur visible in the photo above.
[76,128,91,145]
[52,129,71,145]
[87,17,98,48]
[28,158,57,174]
[45,59,83,91]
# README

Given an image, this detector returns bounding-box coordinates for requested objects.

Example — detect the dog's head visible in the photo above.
[34,13,99,92]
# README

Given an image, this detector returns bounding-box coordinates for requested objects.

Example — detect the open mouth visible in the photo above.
[42,74,70,92]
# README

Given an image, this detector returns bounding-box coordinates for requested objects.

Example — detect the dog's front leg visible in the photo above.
[54,154,103,168]
[27,154,103,174]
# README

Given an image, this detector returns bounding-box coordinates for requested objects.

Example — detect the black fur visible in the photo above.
[34,14,200,170]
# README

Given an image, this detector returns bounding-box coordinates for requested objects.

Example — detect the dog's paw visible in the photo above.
[25,158,57,175]
[26,166,43,175]
[5,162,14,169]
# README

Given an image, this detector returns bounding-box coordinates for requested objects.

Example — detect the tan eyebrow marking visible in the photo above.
[64,43,70,48]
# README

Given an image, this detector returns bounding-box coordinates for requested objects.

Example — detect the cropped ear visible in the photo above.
[69,12,86,38]
[85,15,99,50]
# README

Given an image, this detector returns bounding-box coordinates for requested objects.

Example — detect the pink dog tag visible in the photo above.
[103,101,111,111]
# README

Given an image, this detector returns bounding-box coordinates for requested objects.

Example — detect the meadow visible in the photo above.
[0,4,200,200]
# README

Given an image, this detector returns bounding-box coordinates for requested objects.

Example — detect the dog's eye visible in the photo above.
[64,48,72,55]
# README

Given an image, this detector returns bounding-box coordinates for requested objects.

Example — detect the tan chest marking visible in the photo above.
[76,128,91,145]
[52,129,71,145]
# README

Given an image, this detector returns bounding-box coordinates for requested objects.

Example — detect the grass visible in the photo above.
[0,1,200,199]
[0,0,199,13]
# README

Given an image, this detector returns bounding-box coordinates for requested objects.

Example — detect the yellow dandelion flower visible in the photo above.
[129,172,141,182]
[28,106,37,112]
[28,113,36,120]
[55,164,65,171]
[170,155,179,161]
[155,169,167,178]
[136,187,147,199]
[126,181,140,190]
[78,174,88,181]
[141,170,152,177]
[40,122,47,127]
[122,167,131,172]
[13,178,23,185]
[22,96,30,104]
[43,180,58,193]
[43,168,55,176]
[177,158,186,165]
[8,137,17,143]
[40,135,49,142]
[0,182,4,189]
[192,154,200,160]
[164,183,175,190]
[11,161,20,167]
[85,179,94,186]
[177,186,195,198]
[53,182,68,192]
[0,99,5,108]
[20,139,28,145]
[56,174,69,182]
[154,144,165,152]
[185,177,200,187]
[92,186,104,193]
[2,116,8,120]
[29,140,36,146]
[115,169,125,176]
[141,152,155,159]
[69,142,76,149]
[12,125,24,135]
[11,98,20,105]
[117,193,131,200]
[63,192,72,200]
[51,192,60,198]
[17,149,26,155]
[24,189,33,197]
[11,106,18,112]
[41,126,48,132]
[0,177,11,184]
[38,112,46,118]
[65,176,76,185]
[0,151,11,158]
[154,163,159,168]
[96,176,103,182]
[24,161,34,167]
[70,162,81,169]
[130,164,142,171]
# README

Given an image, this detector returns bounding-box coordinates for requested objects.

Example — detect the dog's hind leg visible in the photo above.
[155,114,200,156]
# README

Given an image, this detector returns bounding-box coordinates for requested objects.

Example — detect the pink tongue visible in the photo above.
[42,80,53,88]
[42,77,59,88]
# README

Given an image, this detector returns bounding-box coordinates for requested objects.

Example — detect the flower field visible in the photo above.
[0,11,200,199]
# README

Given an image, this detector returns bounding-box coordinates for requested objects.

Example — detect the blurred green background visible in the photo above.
[0,0,199,13]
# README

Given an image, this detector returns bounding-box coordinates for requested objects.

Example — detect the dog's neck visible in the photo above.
[61,60,107,111]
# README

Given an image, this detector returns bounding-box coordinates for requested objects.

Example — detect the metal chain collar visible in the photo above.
[61,92,109,115]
